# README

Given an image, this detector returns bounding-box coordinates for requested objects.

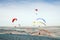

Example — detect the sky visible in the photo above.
[0,0,60,27]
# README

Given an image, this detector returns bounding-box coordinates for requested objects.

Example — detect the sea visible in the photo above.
[0,34,60,40]
[0,26,60,40]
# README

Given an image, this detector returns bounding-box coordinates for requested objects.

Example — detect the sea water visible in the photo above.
[0,34,60,40]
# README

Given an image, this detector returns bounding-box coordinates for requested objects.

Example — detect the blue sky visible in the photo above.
[0,0,60,27]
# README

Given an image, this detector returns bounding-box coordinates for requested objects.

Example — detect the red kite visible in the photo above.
[12,18,17,23]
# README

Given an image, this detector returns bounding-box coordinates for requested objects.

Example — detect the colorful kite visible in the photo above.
[36,18,46,23]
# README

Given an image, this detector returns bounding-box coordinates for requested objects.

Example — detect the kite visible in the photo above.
[35,9,38,15]
[36,18,46,23]
[12,18,17,23]
[35,9,38,11]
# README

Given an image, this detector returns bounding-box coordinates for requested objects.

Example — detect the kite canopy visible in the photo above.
[12,18,17,23]
[35,9,38,11]
[36,18,46,23]
[32,18,46,26]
